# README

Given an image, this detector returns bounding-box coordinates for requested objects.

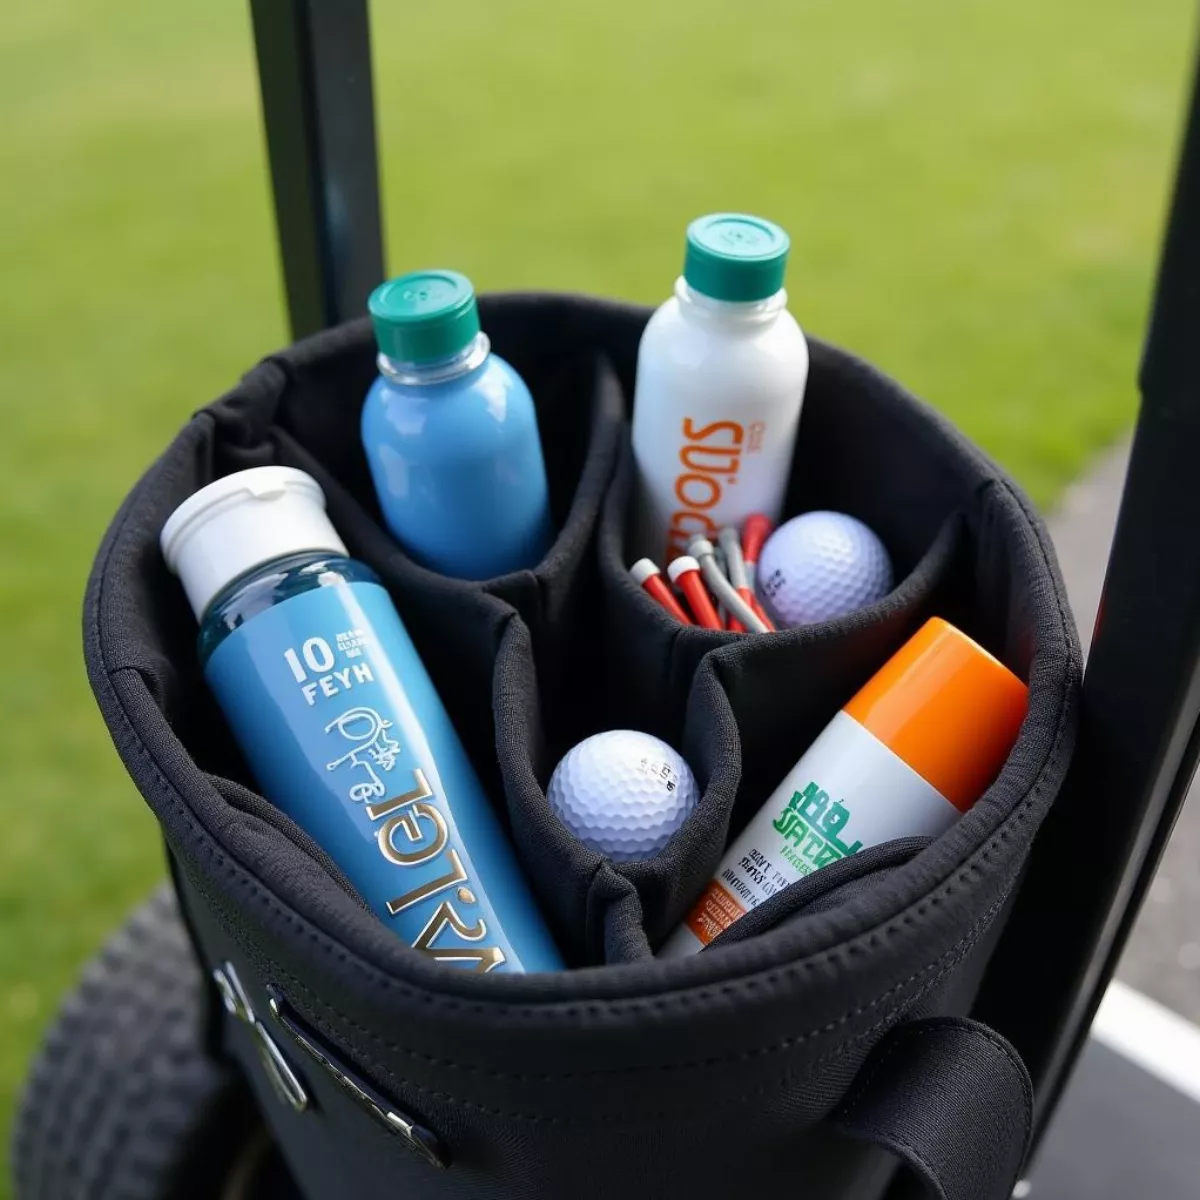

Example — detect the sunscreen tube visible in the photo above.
[660,617,1028,957]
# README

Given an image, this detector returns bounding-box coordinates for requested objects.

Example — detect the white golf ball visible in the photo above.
[546,731,698,862]
[757,511,893,627]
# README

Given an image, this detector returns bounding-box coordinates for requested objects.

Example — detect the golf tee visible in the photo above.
[719,526,775,634]
[630,558,693,625]
[741,514,776,629]
[667,556,723,631]
[688,537,769,634]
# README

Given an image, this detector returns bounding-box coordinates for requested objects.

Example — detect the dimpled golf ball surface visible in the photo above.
[547,731,698,862]
[758,511,893,627]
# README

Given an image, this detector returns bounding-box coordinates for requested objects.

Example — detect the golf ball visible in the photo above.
[758,511,893,627]
[546,731,698,862]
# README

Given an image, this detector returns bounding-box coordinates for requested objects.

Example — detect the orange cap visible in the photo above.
[843,617,1028,812]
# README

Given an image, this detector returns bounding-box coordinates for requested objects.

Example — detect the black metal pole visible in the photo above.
[979,47,1200,1145]
[249,0,385,338]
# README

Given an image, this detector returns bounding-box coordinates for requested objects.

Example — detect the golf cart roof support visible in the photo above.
[979,48,1200,1146]
[249,0,385,339]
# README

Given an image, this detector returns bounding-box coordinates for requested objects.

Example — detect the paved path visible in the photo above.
[1047,442,1200,1023]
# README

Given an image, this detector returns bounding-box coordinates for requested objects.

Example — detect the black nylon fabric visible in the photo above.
[83,293,1080,1199]
[833,1017,1034,1200]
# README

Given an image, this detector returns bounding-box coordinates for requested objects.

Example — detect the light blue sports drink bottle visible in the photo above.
[161,467,562,973]
[361,270,554,580]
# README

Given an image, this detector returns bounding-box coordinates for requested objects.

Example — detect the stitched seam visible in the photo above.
[982,473,1081,702]
[183,813,1006,1080]
[89,412,217,682]
[993,474,1079,666]
[971,1025,1034,1150]
[250,939,983,1124]
[880,1134,946,1200]
[262,912,998,1083]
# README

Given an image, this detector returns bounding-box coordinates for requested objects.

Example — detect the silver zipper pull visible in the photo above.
[213,961,309,1114]
[266,986,449,1169]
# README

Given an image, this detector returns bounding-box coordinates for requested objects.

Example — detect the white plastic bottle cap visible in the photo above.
[160,466,348,620]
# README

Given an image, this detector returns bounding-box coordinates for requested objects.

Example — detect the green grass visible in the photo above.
[0,0,1192,1189]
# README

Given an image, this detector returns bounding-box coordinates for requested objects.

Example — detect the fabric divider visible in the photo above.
[708,836,934,949]
[492,615,740,965]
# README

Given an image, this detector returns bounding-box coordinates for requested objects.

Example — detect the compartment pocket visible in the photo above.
[491,352,626,704]
[597,438,733,740]
[270,345,624,613]
[706,509,970,820]
[272,352,625,725]
[493,614,741,964]
[599,420,972,750]
[706,836,934,949]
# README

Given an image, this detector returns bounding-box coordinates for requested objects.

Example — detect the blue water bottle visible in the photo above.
[161,467,562,973]
[361,270,554,580]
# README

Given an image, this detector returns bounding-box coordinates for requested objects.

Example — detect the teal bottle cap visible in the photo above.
[368,270,481,364]
[683,213,790,303]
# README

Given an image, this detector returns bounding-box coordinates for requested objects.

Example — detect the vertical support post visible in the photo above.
[249,0,385,338]
[980,48,1200,1144]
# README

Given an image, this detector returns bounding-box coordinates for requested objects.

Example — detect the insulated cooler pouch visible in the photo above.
[85,294,1079,1200]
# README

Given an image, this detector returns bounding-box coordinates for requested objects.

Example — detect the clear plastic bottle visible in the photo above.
[162,466,562,973]
[361,270,553,580]
[630,214,809,566]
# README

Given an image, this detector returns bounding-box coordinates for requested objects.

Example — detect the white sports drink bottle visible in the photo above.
[630,213,809,566]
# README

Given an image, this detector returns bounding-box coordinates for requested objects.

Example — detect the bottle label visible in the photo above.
[661,711,958,957]
[665,417,751,561]
[630,315,808,566]
[205,580,561,973]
